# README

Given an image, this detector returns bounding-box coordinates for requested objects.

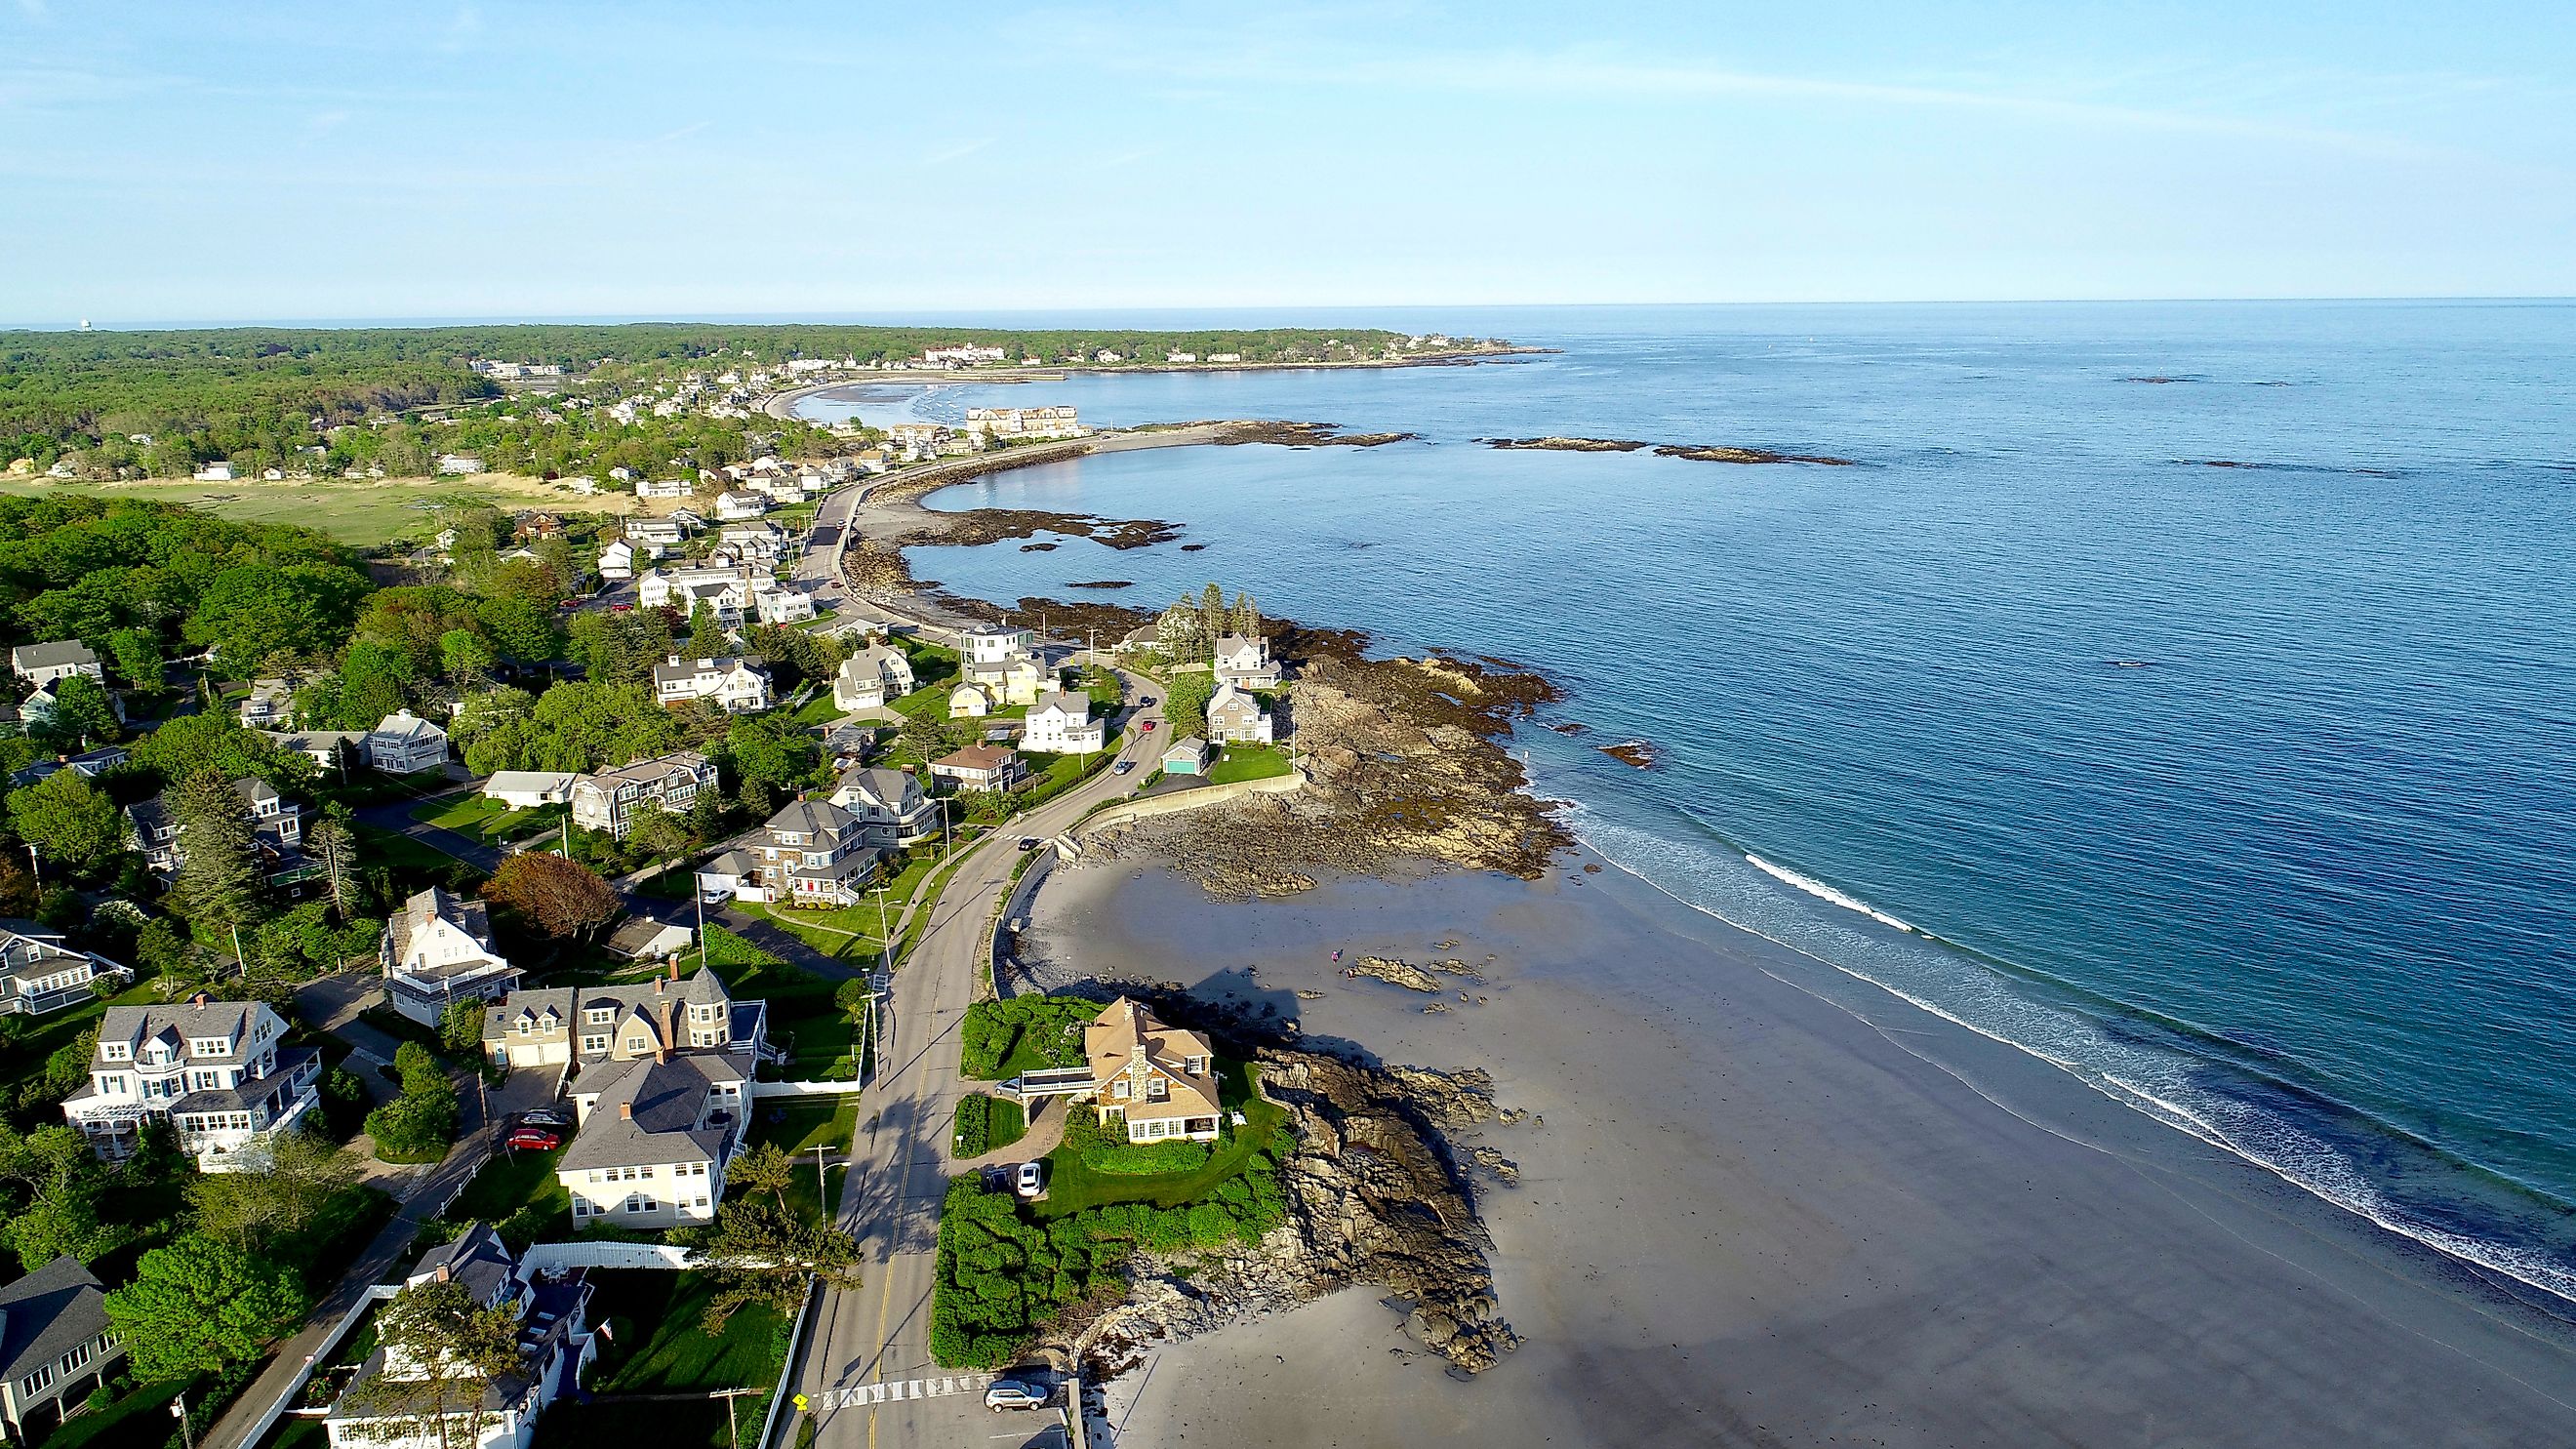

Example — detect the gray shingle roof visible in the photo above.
[11,641,98,671]
[560,1054,745,1172]
[0,1255,111,1382]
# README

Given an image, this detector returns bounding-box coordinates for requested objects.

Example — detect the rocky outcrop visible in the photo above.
[1061,1050,1518,1377]
[1082,653,1568,897]
[1479,434,1857,465]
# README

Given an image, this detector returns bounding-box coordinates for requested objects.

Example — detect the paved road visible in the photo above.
[353,786,508,873]
[790,687,1164,1449]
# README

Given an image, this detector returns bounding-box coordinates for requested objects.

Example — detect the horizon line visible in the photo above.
[6,296,2574,335]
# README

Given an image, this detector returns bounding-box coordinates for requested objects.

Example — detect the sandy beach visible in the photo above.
[1018,846,2576,1447]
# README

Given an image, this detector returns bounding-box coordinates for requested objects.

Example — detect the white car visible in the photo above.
[1014,1161,1044,1198]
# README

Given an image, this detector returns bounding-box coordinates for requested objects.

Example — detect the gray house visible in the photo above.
[0,1256,122,1441]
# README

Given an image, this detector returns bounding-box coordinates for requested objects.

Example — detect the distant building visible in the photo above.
[1166,351,1197,363]
[634,477,693,500]
[381,886,521,1027]
[596,539,636,581]
[0,920,129,1019]
[435,454,485,475]
[237,677,296,729]
[753,585,815,625]
[192,461,234,482]
[922,343,1006,366]
[711,490,768,521]
[481,770,576,810]
[961,406,1085,441]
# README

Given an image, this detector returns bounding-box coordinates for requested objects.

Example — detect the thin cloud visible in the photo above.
[918,137,994,166]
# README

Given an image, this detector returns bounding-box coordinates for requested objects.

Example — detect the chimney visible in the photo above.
[667,959,680,983]
[191,991,210,1009]
[619,1102,632,1121]
[657,998,675,1064]
[433,1263,451,1283]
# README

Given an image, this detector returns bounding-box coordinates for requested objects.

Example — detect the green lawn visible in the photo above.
[353,824,486,892]
[1035,1066,1286,1221]
[749,1098,857,1155]
[0,974,161,1116]
[0,477,507,546]
[1207,744,1292,785]
[532,1271,788,1449]
[442,1143,570,1249]
[773,1006,860,1081]
[736,901,883,961]
[409,793,566,845]
[791,692,850,726]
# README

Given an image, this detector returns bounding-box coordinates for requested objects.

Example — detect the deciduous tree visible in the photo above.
[481,852,621,941]
[183,1127,359,1251]
[103,1233,307,1383]
[6,768,125,880]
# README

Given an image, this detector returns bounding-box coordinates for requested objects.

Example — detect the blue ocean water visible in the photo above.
[804,302,2576,1296]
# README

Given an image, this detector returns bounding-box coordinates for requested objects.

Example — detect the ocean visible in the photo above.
[799,301,2576,1301]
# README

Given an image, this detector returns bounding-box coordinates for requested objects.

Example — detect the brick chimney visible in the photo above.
[657,998,675,1064]
[619,1101,632,1121]
[668,959,680,983]
[433,1263,450,1282]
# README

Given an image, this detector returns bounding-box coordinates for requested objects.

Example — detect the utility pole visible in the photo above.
[23,843,36,886]
[170,1391,195,1449]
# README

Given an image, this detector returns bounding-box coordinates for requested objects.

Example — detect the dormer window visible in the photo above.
[101,1042,129,1061]
[585,1008,614,1026]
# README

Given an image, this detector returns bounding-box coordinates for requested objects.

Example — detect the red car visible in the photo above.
[1140,720,1157,732]
[504,1127,562,1151]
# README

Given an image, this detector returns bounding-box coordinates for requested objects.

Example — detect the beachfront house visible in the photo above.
[0,1257,125,1443]
[9,642,103,690]
[651,655,773,712]
[1073,997,1223,1144]
[827,766,939,847]
[64,996,322,1170]
[1024,690,1107,753]
[1205,683,1275,745]
[323,1224,596,1449]
[364,710,451,775]
[566,751,714,838]
[382,886,522,1027]
[1213,633,1282,690]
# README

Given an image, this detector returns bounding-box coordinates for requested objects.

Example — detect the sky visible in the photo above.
[3,1,2573,323]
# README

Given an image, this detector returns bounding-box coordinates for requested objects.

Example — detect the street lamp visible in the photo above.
[171,1392,195,1449]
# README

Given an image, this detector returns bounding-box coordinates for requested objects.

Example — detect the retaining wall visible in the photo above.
[1076,770,1304,834]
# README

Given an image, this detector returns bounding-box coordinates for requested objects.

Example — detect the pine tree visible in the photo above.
[309,803,362,919]
[167,768,264,945]
[686,601,725,659]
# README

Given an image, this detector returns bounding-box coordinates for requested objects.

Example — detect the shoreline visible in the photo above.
[1020,850,2576,1447]
[762,346,1550,420]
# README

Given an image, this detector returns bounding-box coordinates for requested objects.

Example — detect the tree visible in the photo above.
[366,1043,459,1161]
[475,594,560,665]
[339,1277,523,1449]
[309,803,363,918]
[481,853,621,941]
[728,1141,798,1215]
[625,800,691,857]
[124,711,305,789]
[334,639,415,730]
[0,860,34,918]
[696,1198,862,1330]
[685,601,725,659]
[34,674,118,749]
[182,563,372,675]
[1162,669,1213,738]
[106,626,165,693]
[103,1233,307,1383]
[437,628,496,682]
[166,767,264,940]
[438,999,483,1054]
[184,1126,359,1251]
[7,768,125,879]
[0,1124,127,1269]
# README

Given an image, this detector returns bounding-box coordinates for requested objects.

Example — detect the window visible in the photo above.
[625,1036,649,1054]
[581,1035,609,1054]
[585,1008,614,1026]
[1112,1079,1130,1100]
[190,1038,229,1056]
[101,1042,129,1061]
[513,1020,532,1035]
[24,1364,56,1393]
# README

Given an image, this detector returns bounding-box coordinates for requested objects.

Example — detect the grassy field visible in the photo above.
[773,1005,860,1081]
[353,824,486,893]
[1208,744,1292,785]
[1035,1065,1285,1221]
[408,793,566,845]
[749,1097,857,1155]
[441,1141,570,1248]
[0,476,556,546]
[532,1270,787,1449]
[735,901,882,962]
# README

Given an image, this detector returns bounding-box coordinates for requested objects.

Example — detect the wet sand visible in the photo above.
[1021,846,2576,1447]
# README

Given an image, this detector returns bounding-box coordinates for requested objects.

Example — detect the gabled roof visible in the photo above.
[681,965,731,1007]
[1029,690,1089,720]
[485,769,575,794]
[11,641,98,669]
[0,1255,111,1381]
[373,710,446,741]
[408,1222,517,1306]
[1084,997,1221,1120]
[932,745,1016,773]
[836,766,915,811]
[765,797,854,838]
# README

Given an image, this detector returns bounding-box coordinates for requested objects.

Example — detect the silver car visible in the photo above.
[985,1378,1047,1412]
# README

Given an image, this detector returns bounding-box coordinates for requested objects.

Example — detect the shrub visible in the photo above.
[1080,1138,1212,1175]
[957,995,1096,1080]
[952,1095,991,1157]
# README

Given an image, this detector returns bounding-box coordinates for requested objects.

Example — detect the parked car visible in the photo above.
[1014,1160,1044,1198]
[1141,719,1157,732]
[1112,760,1136,775]
[517,1107,571,1128]
[504,1127,562,1151]
[985,1378,1048,1412]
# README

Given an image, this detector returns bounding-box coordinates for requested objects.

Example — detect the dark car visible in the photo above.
[517,1107,571,1129]
[504,1127,562,1151]
[1112,760,1136,775]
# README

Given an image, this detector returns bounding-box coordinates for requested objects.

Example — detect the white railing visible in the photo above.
[756,1279,821,1449]
[520,1241,698,1272]
[750,1079,868,1099]
[222,1283,398,1449]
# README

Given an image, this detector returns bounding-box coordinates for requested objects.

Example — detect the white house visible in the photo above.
[9,642,103,689]
[624,517,685,550]
[481,770,576,809]
[364,710,450,774]
[960,623,1032,665]
[64,997,321,1171]
[382,887,521,1027]
[192,462,235,482]
[929,745,1020,792]
[637,566,758,624]
[712,490,768,521]
[435,453,485,475]
[753,584,816,625]
[635,478,695,500]
[651,656,772,713]
[238,677,295,729]
[832,644,913,711]
[0,921,128,1019]
[1213,633,1282,690]
[1023,690,1106,753]
[558,968,762,1230]
[596,540,636,581]
[1205,683,1274,745]
[325,1224,596,1449]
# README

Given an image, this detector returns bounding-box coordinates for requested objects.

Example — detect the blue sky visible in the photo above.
[3,1,2572,322]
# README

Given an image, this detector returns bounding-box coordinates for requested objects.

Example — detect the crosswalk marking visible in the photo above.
[811,1374,993,1411]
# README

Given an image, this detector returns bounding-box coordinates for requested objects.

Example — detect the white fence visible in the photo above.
[221,1283,397,1449]
[751,1079,868,1099]
[520,1240,698,1272]
[757,1278,821,1449]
